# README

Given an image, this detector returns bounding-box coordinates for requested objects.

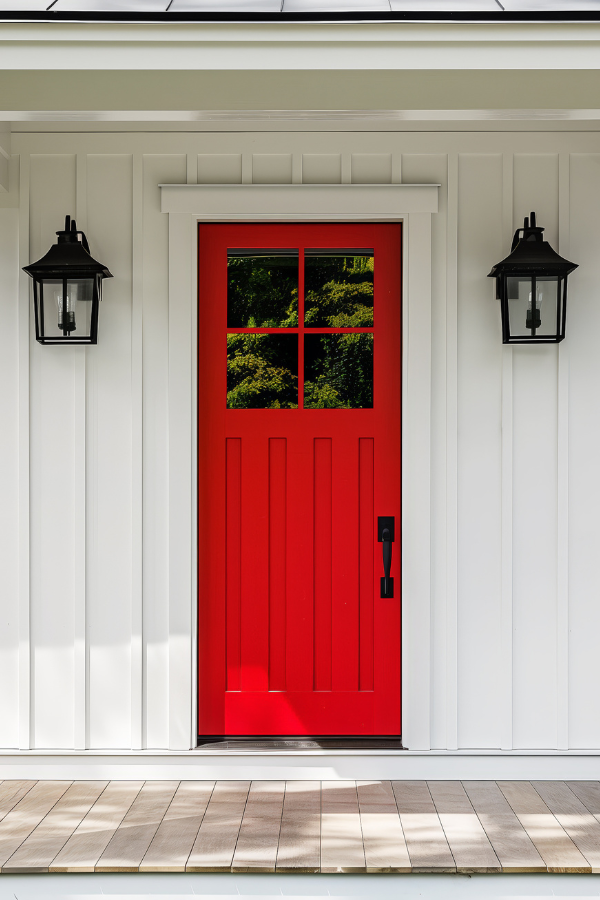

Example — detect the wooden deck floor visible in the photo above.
[0,780,599,874]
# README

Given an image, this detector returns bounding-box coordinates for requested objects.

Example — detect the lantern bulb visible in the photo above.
[54,283,79,334]
[526,291,542,331]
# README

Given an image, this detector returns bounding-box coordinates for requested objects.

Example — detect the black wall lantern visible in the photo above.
[23,216,112,345]
[488,211,578,344]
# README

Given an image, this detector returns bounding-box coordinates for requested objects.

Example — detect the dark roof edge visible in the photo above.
[1,9,600,22]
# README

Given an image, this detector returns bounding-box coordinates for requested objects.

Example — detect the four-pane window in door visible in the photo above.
[226,248,374,410]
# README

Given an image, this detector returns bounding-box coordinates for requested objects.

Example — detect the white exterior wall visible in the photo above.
[1,129,600,753]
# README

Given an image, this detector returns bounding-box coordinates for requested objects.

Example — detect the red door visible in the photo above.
[198,223,401,737]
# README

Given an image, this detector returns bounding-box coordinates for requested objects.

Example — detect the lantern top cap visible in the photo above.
[57,215,88,247]
[22,214,113,281]
[488,210,578,279]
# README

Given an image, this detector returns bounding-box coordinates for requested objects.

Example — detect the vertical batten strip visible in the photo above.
[402,212,432,750]
[18,153,31,750]
[74,153,88,750]
[341,153,351,185]
[242,153,252,185]
[186,153,197,186]
[500,152,514,751]
[131,152,144,749]
[292,154,302,185]
[445,152,459,751]
[168,211,194,750]
[557,152,570,751]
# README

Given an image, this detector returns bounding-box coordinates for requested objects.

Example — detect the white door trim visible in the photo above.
[161,182,439,750]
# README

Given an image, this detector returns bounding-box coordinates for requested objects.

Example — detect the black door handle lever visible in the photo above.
[378,516,395,598]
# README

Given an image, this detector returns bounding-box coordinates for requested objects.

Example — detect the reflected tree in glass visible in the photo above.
[227,334,298,409]
[227,252,298,328]
[304,333,373,409]
[305,253,374,328]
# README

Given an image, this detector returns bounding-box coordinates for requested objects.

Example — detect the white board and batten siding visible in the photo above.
[1,131,600,760]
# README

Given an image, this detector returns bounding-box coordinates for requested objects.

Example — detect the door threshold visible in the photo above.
[197,737,405,750]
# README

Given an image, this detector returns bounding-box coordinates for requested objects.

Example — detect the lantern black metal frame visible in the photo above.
[488,211,578,344]
[23,215,112,345]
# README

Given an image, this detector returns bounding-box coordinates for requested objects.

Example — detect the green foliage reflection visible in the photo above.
[305,255,374,328]
[304,333,373,409]
[227,334,298,409]
[227,255,298,328]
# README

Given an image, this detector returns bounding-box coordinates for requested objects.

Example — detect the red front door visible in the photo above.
[198,223,401,737]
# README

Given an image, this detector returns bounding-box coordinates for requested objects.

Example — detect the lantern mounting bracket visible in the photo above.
[58,215,91,254]
[510,210,545,251]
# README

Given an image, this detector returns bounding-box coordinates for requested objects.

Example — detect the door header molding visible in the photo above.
[160,183,440,218]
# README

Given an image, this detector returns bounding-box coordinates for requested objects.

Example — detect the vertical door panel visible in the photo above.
[359,438,375,693]
[268,438,287,692]
[314,438,333,692]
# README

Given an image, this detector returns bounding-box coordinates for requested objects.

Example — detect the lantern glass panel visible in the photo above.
[506,275,559,339]
[40,278,94,340]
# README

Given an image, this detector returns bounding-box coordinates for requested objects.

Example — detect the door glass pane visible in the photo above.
[304,334,373,409]
[227,333,298,408]
[40,278,93,338]
[533,277,559,336]
[227,249,298,327]
[304,250,374,327]
[507,275,559,337]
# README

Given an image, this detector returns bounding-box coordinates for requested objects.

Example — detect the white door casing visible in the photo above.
[160,182,439,750]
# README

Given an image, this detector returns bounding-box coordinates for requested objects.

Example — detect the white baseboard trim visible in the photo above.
[2,873,600,898]
[1,749,600,780]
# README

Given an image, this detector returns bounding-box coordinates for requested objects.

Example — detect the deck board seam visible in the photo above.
[180,780,216,872]
[426,779,458,872]
[228,780,252,873]
[35,780,113,875]
[0,781,73,873]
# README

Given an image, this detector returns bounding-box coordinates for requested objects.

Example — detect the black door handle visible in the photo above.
[378,516,395,598]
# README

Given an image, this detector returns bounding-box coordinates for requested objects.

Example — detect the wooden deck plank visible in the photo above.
[186,781,250,872]
[357,781,411,872]
[320,781,366,873]
[276,781,321,873]
[95,782,179,872]
[139,781,214,872]
[428,781,500,873]
[232,781,285,872]
[0,782,37,823]
[463,781,546,872]
[533,781,600,872]
[50,781,143,872]
[0,781,71,869]
[498,781,590,873]
[2,781,108,874]
[566,782,600,820]
[429,781,474,813]
[392,781,455,873]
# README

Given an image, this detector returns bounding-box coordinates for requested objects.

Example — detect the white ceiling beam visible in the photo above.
[0,22,599,70]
